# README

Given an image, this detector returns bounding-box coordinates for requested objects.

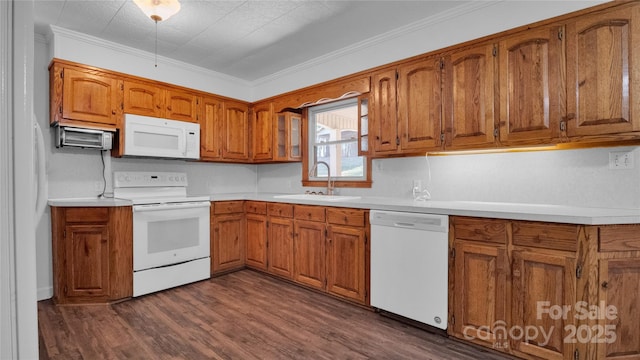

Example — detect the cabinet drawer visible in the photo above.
[65,207,109,223]
[326,208,366,227]
[245,201,267,215]
[213,201,244,214]
[512,221,578,252]
[294,205,325,222]
[599,224,640,252]
[452,217,508,244]
[267,203,293,218]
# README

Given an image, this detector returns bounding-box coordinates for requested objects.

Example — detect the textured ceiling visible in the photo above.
[34,0,470,81]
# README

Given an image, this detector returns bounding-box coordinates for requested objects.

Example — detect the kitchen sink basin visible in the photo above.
[273,194,362,202]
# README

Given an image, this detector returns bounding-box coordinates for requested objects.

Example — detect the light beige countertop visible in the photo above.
[49,193,640,225]
[48,197,132,207]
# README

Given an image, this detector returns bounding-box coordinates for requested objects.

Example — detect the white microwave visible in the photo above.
[123,114,200,159]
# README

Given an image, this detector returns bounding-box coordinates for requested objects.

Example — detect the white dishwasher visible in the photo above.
[370,210,449,330]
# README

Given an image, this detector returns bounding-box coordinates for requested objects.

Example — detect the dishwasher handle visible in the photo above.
[393,222,417,228]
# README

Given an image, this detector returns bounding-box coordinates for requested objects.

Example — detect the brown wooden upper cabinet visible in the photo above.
[498,25,565,146]
[165,89,199,123]
[200,98,253,162]
[123,80,164,118]
[274,111,302,162]
[49,62,122,129]
[123,79,199,123]
[248,101,302,163]
[222,100,250,161]
[370,56,444,156]
[443,42,498,150]
[566,5,640,138]
[251,101,274,161]
[200,95,224,160]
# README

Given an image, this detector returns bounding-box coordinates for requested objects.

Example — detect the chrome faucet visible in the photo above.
[308,161,334,195]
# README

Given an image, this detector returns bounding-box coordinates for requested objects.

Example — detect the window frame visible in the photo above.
[302,98,372,189]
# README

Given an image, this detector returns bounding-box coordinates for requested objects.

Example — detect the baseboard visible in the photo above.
[37,286,53,301]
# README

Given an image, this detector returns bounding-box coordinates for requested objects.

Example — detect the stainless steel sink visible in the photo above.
[273,194,361,202]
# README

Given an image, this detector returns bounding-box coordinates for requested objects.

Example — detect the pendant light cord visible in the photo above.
[154,18,158,67]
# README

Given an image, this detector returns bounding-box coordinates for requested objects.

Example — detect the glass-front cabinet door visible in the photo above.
[275,111,302,162]
[358,95,369,155]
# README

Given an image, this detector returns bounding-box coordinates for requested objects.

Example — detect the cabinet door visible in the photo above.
[274,112,302,162]
[566,6,640,137]
[61,68,120,127]
[444,43,497,150]
[268,217,294,279]
[123,80,164,117]
[357,95,370,155]
[165,89,199,123]
[370,68,399,153]
[452,240,509,350]
[326,225,366,303]
[222,101,250,160]
[251,103,273,161]
[212,213,246,274]
[498,26,565,145]
[597,258,640,360]
[288,113,301,160]
[201,96,223,160]
[511,250,576,360]
[293,220,326,290]
[245,213,268,270]
[64,224,110,299]
[397,57,443,151]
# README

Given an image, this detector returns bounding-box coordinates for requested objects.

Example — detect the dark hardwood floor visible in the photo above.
[38,270,514,359]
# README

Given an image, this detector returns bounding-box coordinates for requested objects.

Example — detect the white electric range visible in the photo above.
[114,171,210,297]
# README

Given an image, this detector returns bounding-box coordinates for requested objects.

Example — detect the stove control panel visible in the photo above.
[114,171,188,188]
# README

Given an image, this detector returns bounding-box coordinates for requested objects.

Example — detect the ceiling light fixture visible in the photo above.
[133,0,181,67]
[133,0,181,22]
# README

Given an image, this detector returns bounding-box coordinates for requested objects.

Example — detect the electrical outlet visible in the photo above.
[609,151,634,170]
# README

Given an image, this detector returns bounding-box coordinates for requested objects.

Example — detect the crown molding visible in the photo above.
[251,1,500,86]
[34,32,47,45]
[49,25,252,87]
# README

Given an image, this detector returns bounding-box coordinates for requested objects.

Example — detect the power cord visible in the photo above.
[413,153,432,201]
[98,150,114,199]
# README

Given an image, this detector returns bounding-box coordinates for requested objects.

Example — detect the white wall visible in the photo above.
[258,146,640,209]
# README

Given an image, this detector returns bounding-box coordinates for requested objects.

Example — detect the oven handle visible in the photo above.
[133,201,211,212]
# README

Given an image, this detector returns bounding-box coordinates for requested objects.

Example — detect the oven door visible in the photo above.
[133,201,210,271]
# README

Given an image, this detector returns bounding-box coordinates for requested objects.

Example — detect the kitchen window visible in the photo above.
[303,98,371,188]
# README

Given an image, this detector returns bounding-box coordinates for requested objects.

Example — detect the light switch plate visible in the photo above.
[609,151,634,170]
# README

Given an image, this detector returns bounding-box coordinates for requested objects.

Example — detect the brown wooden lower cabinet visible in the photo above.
[236,201,370,305]
[245,213,268,270]
[450,217,640,360]
[245,201,268,271]
[267,203,295,279]
[511,249,577,360]
[595,225,640,360]
[211,201,246,274]
[293,219,326,290]
[326,224,366,303]
[452,238,509,349]
[50,206,132,304]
